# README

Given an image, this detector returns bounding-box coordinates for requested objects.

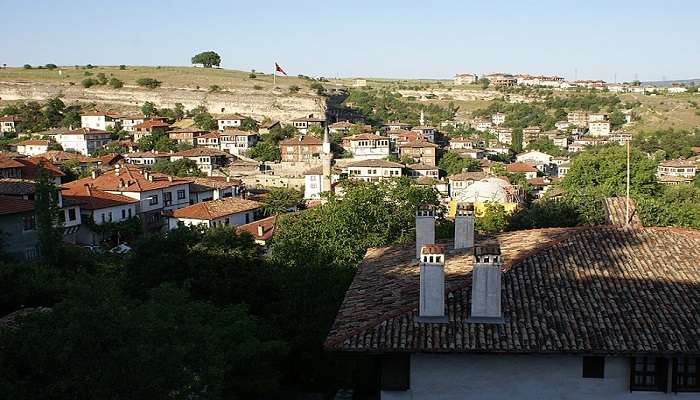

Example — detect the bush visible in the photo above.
[81,78,98,88]
[253,85,262,90]
[109,78,124,89]
[249,73,257,79]
[288,85,300,93]
[209,84,221,92]
[86,64,94,69]
[136,78,161,89]
[45,64,57,70]
[119,65,126,70]
[23,64,31,69]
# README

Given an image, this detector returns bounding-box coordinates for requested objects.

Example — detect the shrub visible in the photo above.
[83,71,93,76]
[253,85,262,90]
[86,64,94,69]
[119,65,126,70]
[45,63,57,70]
[96,73,108,85]
[109,78,124,89]
[23,64,32,69]
[209,85,221,92]
[136,78,161,89]
[81,78,97,88]
[288,85,300,93]
[249,73,256,79]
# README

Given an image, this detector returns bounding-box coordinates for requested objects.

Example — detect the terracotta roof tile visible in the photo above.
[61,184,138,210]
[170,197,261,220]
[325,226,700,354]
[235,215,278,241]
[0,196,34,215]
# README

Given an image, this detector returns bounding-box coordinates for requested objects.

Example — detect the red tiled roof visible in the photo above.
[325,226,700,354]
[59,127,109,136]
[173,148,231,157]
[15,157,65,179]
[235,215,278,242]
[280,136,323,146]
[0,196,34,215]
[0,158,25,169]
[133,120,170,129]
[505,162,538,173]
[61,184,138,210]
[170,197,261,220]
[0,115,21,122]
[63,164,191,193]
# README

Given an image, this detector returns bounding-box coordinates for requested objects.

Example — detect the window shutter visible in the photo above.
[381,353,410,391]
[656,357,669,393]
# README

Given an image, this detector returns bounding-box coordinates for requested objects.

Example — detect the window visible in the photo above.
[108,212,112,222]
[22,215,36,231]
[68,208,76,221]
[149,195,158,206]
[673,357,700,392]
[128,208,132,218]
[164,192,172,206]
[177,189,186,200]
[121,209,126,219]
[25,247,39,261]
[101,213,106,223]
[582,356,605,378]
[630,357,668,392]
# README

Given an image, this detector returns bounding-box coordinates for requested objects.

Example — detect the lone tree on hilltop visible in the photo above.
[191,51,221,68]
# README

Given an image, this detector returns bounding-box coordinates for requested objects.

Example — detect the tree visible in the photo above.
[476,202,507,233]
[609,110,626,129]
[507,198,581,230]
[34,164,64,265]
[45,63,57,70]
[438,150,482,175]
[150,158,204,177]
[261,188,303,216]
[137,131,175,153]
[136,78,161,89]
[240,117,258,131]
[309,82,325,96]
[141,101,158,117]
[23,64,32,69]
[478,78,490,89]
[525,137,566,157]
[191,51,221,68]
[193,111,217,131]
[246,141,280,162]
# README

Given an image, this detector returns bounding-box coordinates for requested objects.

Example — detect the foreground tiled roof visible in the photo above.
[280,136,323,146]
[325,226,700,354]
[170,197,262,220]
[0,196,34,215]
[17,139,50,146]
[0,179,36,196]
[505,162,538,173]
[15,157,65,179]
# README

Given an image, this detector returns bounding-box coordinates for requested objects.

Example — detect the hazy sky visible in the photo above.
[2,0,698,82]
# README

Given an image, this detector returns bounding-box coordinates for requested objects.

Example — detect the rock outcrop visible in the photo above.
[0,81,326,121]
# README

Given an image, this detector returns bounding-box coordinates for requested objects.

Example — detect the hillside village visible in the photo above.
[1,60,700,400]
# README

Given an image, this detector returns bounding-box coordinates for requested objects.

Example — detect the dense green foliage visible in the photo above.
[191,51,221,68]
[150,158,204,177]
[261,188,304,216]
[1,98,82,132]
[246,124,297,162]
[343,88,457,126]
[633,128,700,159]
[438,150,482,175]
[136,78,161,89]
[525,137,567,157]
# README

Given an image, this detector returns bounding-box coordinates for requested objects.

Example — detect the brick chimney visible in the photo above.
[415,204,435,259]
[469,245,504,323]
[418,244,447,322]
[454,203,475,250]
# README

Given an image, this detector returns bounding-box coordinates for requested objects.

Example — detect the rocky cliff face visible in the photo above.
[0,81,326,121]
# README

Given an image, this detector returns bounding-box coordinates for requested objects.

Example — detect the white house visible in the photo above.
[406,164,440,179]
[411,126,436,143]
[344,159,404,182]
[170,148,231,176]
[0,115,21,134]
[54,128,111,156]
[343,133,391,160]
[656,159,697,184]
[291,114,326,134]
[61,183,139,246]
[447,172,488,198]
[491,113,505,126]
[220,129,258,156]
[326,225,700,400]
[16,140,51,156]
[216,114,246,131]
[589,120,611,136]
[116,114,146,132]
[167,197,261,230]
[454,74,477,85]
[189,176,244,204]
[516,150,553,171]
[505,162,539,179]
[471,118,492,132]
[80,112,116,131]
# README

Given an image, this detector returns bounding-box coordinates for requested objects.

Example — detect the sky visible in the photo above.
[1,0,699,82]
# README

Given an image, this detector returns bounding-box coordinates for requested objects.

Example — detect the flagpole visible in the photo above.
[273,63,276,87]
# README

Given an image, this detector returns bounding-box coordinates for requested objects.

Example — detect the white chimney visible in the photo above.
[454,203,475,250]
[415,204,436,259]
[469,245,504,323]
[418,244,447,321]
[257,225,264,236]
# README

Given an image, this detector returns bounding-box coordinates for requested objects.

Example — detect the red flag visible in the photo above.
[275,63,287,76]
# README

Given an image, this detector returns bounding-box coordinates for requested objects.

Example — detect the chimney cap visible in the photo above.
[421,244,445,255]
[474,245,501,256]
[457,202,475,211]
